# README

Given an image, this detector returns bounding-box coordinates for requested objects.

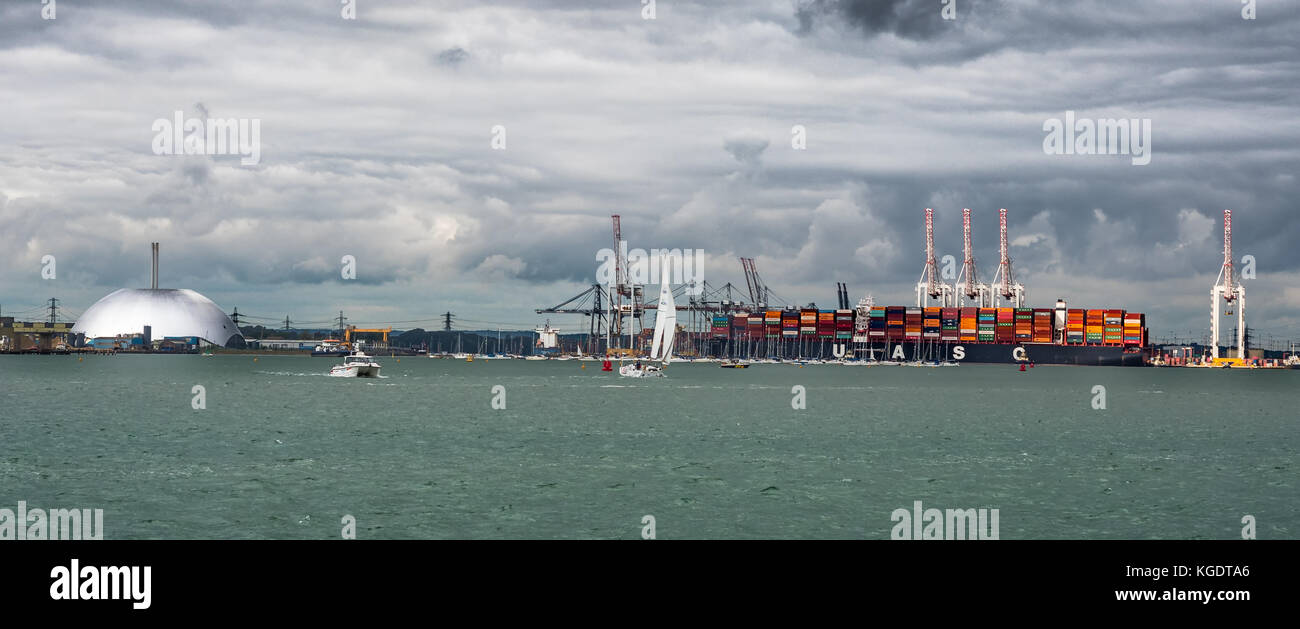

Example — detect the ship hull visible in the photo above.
[855,341,1148,366]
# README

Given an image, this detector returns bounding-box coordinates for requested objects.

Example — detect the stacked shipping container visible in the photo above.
[730,314,747,339]
[712,315,730,338]
[887,306,904,340]
[1033,308,1053,343]
[941,308,959,341]
[978,308,995,342]
[835,309,853,339]
[1085,309,1104,344]
[1103,309,1123,345]
[1013,307,1031,342]
[800,308,817,336]
[674,302,1146,350]
[1123,312,1144,346]
[817,310,835,338]
[869,306,886,338]
[782,310,798,338]
[905,307,922,340]
[923,307,941,339]
[960,307,977,341]
[1066,308,1084,344]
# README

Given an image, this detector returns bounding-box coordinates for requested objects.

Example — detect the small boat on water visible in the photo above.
[719,359,748,369]
[312,339,350,357]
[620,260,675,379]
[619,361,664,377]
[329,350,381,378]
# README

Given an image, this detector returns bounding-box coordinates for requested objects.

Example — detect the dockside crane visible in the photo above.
[739,257,770,309]
[1211,209,1245,360]
[990,208,1026,307]
[535,284,607,353]
[916,208,954,307]
[608,214,644,347]
[954,208,990,307]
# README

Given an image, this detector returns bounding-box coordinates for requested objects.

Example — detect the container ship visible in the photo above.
[850,300,1148,365]
[709,300,1149,366]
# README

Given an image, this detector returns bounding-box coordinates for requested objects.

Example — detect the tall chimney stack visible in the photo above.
[151,242,159,289]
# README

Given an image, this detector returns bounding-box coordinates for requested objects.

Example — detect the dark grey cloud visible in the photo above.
[436,47,470,66]
[723,131,770,167]
[1,0,1298,340]
[797,0,957,39]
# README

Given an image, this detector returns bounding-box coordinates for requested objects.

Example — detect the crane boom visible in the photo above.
[924,208,939,298]
[1222,209,1235,301]
[998,208,1012,299]
[962,208,978,298]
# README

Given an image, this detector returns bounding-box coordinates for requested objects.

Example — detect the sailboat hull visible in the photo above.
[618,364,664,378]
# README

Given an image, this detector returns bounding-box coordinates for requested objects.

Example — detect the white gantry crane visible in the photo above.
[915,208,954,307]
[990,208,1026,307]
[1211,209,1245,360]
[954,208,990,307]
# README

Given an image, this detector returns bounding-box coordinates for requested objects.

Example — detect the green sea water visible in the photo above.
[0,354,1294,539]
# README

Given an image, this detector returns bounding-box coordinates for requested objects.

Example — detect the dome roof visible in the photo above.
[71,288,246,348]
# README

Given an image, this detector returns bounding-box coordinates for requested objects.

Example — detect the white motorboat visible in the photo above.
[329,350,381,377]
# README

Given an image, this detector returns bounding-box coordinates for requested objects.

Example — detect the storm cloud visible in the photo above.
[1,0,1297,341]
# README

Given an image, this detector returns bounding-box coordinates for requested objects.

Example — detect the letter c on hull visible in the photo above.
[1012,347,1027,361]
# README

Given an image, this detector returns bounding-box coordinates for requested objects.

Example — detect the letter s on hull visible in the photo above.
[952,345,965,360]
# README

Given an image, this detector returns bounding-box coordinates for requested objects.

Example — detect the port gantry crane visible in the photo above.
[537,215,763,354]
[1211,209,1245,360]
[954,208,991,307]
[739,257,771,309]
[608,214,644,346]
[990,208,1026,308]
[915,208,954,307]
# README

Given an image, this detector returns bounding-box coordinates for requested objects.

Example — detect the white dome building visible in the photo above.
[71,243,246,348]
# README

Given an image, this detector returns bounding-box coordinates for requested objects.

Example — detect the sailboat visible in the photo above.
[620,265,675,378]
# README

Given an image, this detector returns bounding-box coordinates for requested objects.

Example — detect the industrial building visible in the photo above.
[70,243,245,348]
[0,318,75,352]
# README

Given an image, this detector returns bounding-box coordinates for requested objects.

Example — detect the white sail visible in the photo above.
[652,277,677,364]
[650,316,664,360]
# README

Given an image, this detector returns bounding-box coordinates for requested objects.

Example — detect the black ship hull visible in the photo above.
[855,341,1148,366]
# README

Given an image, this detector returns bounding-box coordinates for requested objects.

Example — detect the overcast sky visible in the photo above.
[1,0,1297,342]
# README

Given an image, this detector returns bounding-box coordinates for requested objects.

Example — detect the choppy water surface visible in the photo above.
[0,355,1294,539]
